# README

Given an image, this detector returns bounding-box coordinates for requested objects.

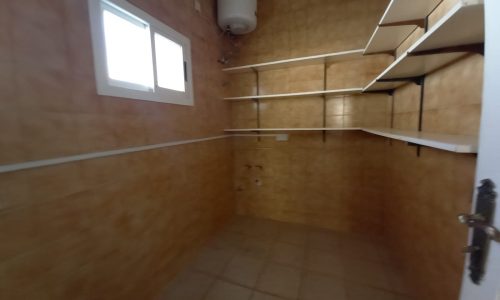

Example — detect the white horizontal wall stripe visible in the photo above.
[230,134,284,137]
[0,134,284,174]
[0,135,227,174]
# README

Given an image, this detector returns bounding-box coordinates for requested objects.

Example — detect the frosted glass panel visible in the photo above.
[102,8,154,88]
[155,33,185,92]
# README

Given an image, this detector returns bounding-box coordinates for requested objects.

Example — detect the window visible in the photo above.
[88,0,194,105]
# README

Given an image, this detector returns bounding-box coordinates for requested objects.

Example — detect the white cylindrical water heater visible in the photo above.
[217,0,257,35]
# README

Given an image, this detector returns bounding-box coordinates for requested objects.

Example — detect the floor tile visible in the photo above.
[222,254,265,287]
[392,295,415,300]
[340,238,383,262]
[305,249,344,277]
[240,236,273,259]
[343,258,391,290]
[191,247,234,275]
[204,280,253,300]
[300,271,347,300]
[270,242,305,268]
[160,271,214,300]
[160,217,412,300]
[226,217,256,234]
[206,231,246,252]
[250,291,285,300]
[377,245,394,263]
[346,283,399,300]
[308,230,342,252]
[384,266,412,295]
[246,219,280,239]
[276,228,308,247]
[256,263,302,299]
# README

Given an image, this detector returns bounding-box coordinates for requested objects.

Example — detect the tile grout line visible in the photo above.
[296,228,311,300]
[177,218,415,300]
[250,223,284,300]
[252,225,415,297]
[199,241,240,300]
[199,221,283,300]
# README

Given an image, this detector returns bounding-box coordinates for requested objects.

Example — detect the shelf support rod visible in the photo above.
[364,50,396,57]
[322,61,328,142]
[379,18,426,28]
[415,17,428,157]
[416,76,426,156]
[364,89,395,96]
[389,90,395,146]
[408,43,485,57]
[377,76,424,85]
[252,67,261,142]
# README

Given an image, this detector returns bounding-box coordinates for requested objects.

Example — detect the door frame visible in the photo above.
[459,0,500,299]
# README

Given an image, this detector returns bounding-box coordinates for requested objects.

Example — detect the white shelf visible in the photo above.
[379,52,465,81]
[410,0,484,53]
[224,88,363,101]
[364,0,484,91]
[222,49,364,73]
[225,128,361,132]
[364,0,442,54]
[380,0,444,24]
[226,127,478,153]
[363,79,404,92]
[363,128,478,153]
[364,26,418,55]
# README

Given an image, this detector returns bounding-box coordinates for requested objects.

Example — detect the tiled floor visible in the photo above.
[159,216,414,300]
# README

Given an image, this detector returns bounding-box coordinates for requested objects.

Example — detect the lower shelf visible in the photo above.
[224,128,361,132]
[363,128,478,153]
[225,127,478,153]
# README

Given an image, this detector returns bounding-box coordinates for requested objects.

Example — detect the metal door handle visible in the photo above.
[458,213,500,242]
[458,179,498,284]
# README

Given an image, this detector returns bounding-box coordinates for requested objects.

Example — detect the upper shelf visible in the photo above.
[224,88,363,101]
[363,128,478,153]
[364,0,484,92]
[410,0,484,53]
[380,0,443,25]
[364,0,442,55]
[222,49,364,74]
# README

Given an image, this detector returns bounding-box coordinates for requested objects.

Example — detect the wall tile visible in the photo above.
[0,1,234,299]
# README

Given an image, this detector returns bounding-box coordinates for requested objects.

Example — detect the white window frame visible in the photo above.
[88,0,194,106]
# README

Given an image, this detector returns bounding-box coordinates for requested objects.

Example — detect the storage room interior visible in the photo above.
[0,0,490,299]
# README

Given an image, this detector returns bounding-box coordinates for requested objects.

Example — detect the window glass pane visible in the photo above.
[102,7,154,88]
[154,33,185,92]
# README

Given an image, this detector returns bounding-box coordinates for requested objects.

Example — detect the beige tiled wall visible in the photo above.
[0,0,234,299]
[422,54,483,136]
[382,142,476,300]
[229,0,390,66]
[384,0,484,299]
[0,0,230,165]
[0,139,234,299]
[228,0,393,234]
[329,94,392,128]
[386,57,483,300]
[234,132,389,235]
[229,1,483,300]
